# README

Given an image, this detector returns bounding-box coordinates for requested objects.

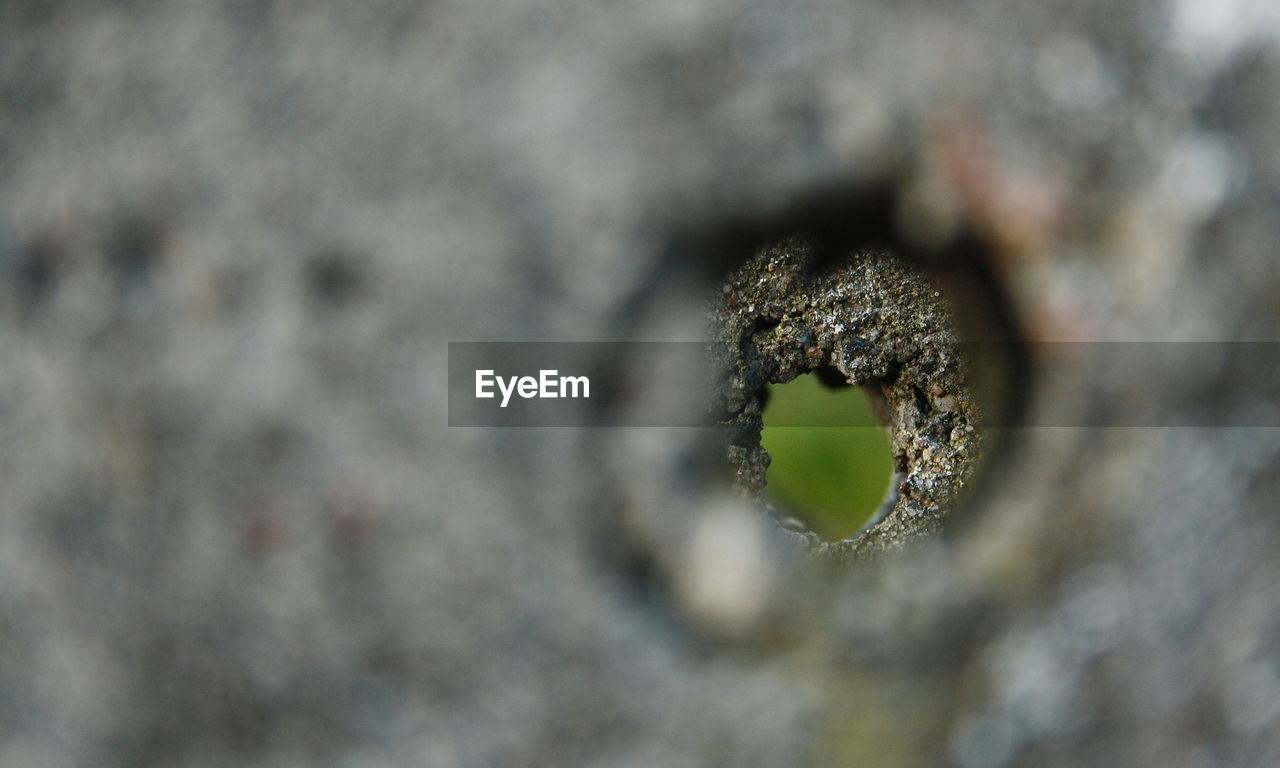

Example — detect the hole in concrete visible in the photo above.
[622,182,1027,564]
[710,235,987,558]
[760,372,895,541]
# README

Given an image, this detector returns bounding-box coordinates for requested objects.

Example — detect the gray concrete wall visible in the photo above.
[2,2,1278,766]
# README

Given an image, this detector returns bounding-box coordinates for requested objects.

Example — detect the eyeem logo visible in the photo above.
[475,369,590,408]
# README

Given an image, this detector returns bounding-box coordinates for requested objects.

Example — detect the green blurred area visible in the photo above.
[761,374,894,540]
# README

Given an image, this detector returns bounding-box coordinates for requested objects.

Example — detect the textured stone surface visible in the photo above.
[2,1,1279,767]
[711,238,981,558]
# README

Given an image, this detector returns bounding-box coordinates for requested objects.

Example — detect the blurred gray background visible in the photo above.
[2,1,1279,766]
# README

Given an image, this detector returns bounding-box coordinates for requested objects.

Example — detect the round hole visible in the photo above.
[710,235,984,557]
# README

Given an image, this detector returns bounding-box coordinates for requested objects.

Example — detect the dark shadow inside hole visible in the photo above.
[813,364,850,390]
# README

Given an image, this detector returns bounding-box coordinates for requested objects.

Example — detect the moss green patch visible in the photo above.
[761,374,893,540]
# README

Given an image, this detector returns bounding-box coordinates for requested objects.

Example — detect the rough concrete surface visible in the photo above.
[712,239,981,558]
[2,1,1279,767]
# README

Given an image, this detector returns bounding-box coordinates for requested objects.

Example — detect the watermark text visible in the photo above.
[475,369,590,408]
